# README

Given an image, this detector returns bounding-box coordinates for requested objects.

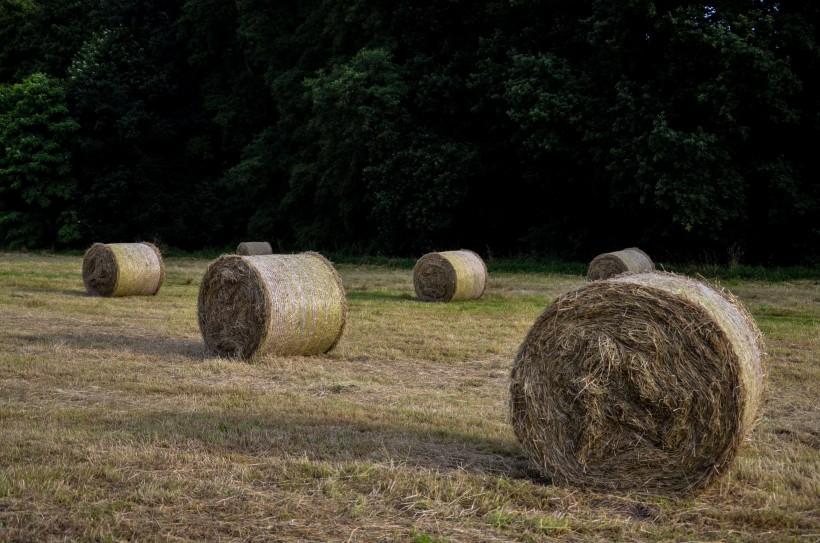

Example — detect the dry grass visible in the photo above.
[0,253,817,542]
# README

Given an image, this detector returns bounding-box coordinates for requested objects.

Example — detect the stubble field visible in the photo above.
[0,253,817,542]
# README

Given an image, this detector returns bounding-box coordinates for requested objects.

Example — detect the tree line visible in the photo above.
[1,0,817,265]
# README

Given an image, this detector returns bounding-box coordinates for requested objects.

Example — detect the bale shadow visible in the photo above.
[102,406,530,478]
[36,331,208,360]
[345,291,416,303]
[61,289,91,297]
[15,287,89,297]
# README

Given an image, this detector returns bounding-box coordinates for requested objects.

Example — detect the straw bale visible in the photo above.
[197,252,347,358]
[587,247,654,281]
[510,272,765,496]
[82,242,165,297]
[236,241,273,256]
[413,249,487,302]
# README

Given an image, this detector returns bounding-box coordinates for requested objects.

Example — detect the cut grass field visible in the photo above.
[0,252,817,542]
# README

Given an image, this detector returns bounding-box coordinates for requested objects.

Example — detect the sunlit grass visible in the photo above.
[0,252,817,541]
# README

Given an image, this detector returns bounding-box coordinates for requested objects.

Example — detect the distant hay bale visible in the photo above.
[82,242,165,297]
[413,249,487,302]
[510,272,765,496]
[197,252,347,358]
[587,247,654,281]
[236,241,273,256]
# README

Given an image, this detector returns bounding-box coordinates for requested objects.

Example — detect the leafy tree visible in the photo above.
[180,0,313,248]
[0,0,815,264]
[488,0,816,263]
[298,48,408,249]
[0,73,80,247]
[365,132,479,253]
[67,1,226,249]
[0,0,101,83]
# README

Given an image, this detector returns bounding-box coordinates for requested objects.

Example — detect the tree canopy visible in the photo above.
[0,0,817,265]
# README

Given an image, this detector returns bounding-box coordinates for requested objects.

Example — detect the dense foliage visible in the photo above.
[1,0,817,265]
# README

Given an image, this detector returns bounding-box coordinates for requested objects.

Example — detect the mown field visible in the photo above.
[0,252,817,542]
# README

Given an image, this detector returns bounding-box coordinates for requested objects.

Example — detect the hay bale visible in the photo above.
[510,272,765,496]
[587,247,654,281]
[236,241,273,256]
[197,252,347,358]
[82,242,165,297]
[413,249,487,302]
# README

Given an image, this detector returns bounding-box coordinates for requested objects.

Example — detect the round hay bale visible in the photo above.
[197,252,347,358]
[82,242,165,297]
[587,247,654,281]
[510,272,765,496]
[236,241,273,256]
[413,249,487,302]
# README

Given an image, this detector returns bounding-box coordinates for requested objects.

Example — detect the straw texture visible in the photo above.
[198,252,347,358]
[82,242,165,297]
[413,249,487,302]
[587,247,654,281]
[510,272,765,496]
[236,241,273,256]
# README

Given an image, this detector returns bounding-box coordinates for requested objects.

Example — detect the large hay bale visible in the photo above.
[587,247,654,281]
[197,252,347,358]
[510,272,765,496]
[82,242,165,297]
[236,241,273,256]
[413,249,487,302]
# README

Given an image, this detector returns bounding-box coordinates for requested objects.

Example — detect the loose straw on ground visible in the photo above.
[413,249,487,302]
[236,241,273,255]
[510,272,765,496]
[198,252,347,358]
[587,247,654,280]
[82,242,165,297]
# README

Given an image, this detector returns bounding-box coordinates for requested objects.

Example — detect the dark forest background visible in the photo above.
[1,0,818,265]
